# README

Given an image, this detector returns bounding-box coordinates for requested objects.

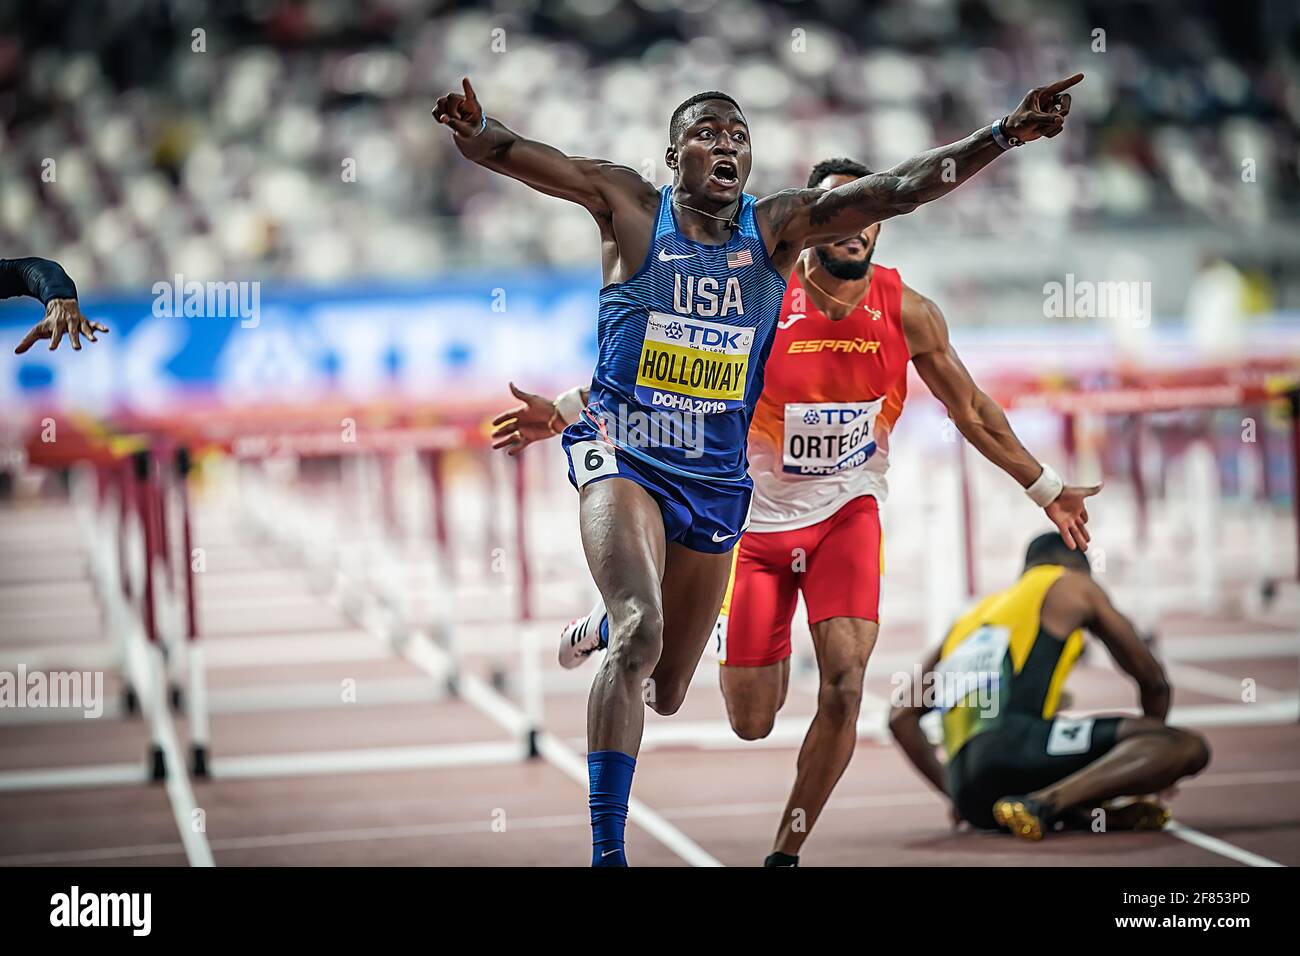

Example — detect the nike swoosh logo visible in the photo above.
[601,848,620,857]
[711,531,736,543]
[658,250,697,262]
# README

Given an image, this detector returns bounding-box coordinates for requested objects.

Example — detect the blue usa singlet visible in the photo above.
[585,185,787,483]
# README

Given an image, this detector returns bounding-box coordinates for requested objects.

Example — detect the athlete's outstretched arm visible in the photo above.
[490,382,589,456]
[3,257,109,353]
[433,78,656,217]
[761,74,1082,253]
[1084,580,1171,720]
[902,285,1099,551]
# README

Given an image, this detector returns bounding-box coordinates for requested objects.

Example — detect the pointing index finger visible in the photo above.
[461,76,478,105]
[1042,72,1084,95]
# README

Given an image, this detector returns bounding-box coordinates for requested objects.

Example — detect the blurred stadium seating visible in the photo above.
[2,0,1298,321]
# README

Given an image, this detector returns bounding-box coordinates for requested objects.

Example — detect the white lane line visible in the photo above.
[142,646,216,868]
[30,494,214,868]
[1159,633,1300,662]
[95,557,215,871]
[534,730,723,868]
[1083,699,1300,727]
[2,793,919,866]
[635,708,890,751]
[0,814,591,866]
[1166,662,1287,703]
[660,791,934,821]
[209,741,524,779]
[4,797,937,865]
[0,678,459,730]
[1170,699,1300,725]
[209,811,591,852]
[203,634,389,668]
[353,535,714,863]
[411,630,723,868]
[1165,821,1284,867]
[0,762,147,792]
[204,677,449,713]
[7,766,1300,867]
[0,645,117,670]
[300,536,721,873]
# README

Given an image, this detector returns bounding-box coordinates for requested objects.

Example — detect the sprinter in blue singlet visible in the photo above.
[561,183,787,555]
[435,72,1084,865]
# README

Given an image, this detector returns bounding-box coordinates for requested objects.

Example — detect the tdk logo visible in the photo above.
[804,407,865,425]
[681,322,747,351]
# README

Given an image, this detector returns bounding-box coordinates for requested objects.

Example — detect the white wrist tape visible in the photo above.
[1026,463,1064,508]
[553,386,586,427]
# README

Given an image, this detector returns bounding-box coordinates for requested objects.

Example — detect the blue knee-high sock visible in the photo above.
[588,750,636,866]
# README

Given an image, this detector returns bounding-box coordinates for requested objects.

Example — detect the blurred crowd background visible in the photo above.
[1,0,1299,327]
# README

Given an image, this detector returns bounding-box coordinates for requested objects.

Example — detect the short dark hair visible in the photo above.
[670,91,744,143]
[807,157,871,188]
[1023,531,1091,574]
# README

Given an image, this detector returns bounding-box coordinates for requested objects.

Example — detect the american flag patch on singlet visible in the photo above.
[727,249,753,269]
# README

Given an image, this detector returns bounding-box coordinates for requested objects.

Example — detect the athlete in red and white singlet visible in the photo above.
[491,159,1098,867]
[718,257,910,668]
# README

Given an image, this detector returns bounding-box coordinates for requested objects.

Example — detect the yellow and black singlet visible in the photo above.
[936,565,1085,758]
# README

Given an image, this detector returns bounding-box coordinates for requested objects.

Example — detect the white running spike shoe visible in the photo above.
[559,598,608,669]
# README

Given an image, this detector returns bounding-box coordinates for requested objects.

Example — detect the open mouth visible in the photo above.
[834,237,866,253]
[709,160,739,187]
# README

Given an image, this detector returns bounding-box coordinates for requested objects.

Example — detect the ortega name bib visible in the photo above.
[781,399,882,475]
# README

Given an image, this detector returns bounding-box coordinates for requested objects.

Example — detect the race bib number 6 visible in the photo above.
[570,440,619,488]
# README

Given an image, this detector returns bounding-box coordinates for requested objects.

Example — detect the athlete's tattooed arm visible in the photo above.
[759,73,1083,265]
[889,645,953,809]
[434,77,659,283]
[902,284,1099,552]
[433,77,657,217]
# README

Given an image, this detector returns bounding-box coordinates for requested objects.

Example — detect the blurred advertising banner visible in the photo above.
[0,270,602,412]
[2,271,1297,416]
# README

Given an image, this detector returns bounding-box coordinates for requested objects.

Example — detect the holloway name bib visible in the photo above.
[635,311,752,415]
